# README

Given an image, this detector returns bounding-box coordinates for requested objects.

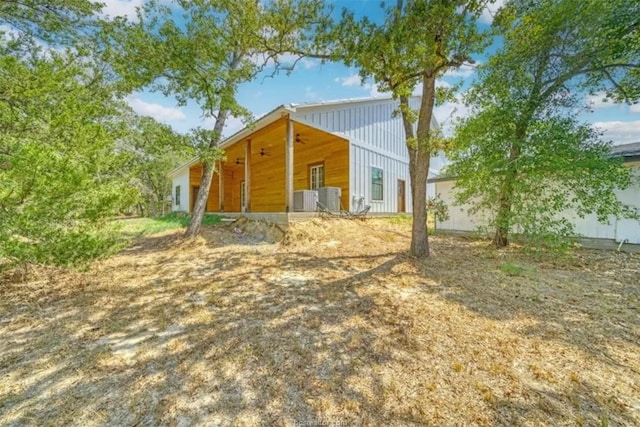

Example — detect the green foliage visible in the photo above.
[426,195,449,223]
[331,0,495,257]
[0,44,139,266]
[499,262,534,277]
[0,0,101,43]
[102,0,331,236]
[119,213,222,237]
[118,115,192,216]
[449,0,640,248]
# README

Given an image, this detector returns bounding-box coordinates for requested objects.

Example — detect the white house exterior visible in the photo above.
[432,142,640,246]
[168,96,444,216]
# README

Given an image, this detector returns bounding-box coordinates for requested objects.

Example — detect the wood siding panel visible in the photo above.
[187,116,350,212]
[292,121,349,210]
[249,120,287,212]
[189,164,219,212]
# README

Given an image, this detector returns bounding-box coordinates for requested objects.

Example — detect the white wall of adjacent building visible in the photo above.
[171,169,190,212]
[434,162,640,243]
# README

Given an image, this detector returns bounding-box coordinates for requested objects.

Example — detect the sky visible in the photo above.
[103,0,640,146]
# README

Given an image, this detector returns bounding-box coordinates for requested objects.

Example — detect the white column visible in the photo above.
[244,139,251,212]
[285,118,294,212]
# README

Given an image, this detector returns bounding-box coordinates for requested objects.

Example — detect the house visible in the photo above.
[431,142,640,247]
[168,96,444,221]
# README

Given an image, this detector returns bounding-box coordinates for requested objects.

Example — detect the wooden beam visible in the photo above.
[245,139,251,212]
[218,160,224,212]
[285,117,294,212]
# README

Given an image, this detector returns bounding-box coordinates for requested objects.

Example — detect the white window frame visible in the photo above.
[371,166,384,201]
[310,163,325,190]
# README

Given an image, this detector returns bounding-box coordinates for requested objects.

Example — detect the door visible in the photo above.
[397,180,406,213]
[191,186,199,212]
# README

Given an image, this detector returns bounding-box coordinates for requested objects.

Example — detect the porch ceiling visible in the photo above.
[221,116,348,162]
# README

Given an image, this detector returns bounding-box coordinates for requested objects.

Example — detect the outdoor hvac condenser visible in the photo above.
[317,187,341,211]
[293,190,318,212]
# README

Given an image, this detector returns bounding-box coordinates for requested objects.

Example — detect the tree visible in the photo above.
[332,0,494,257]
[103,0,331,238]
[0,43,137,266]
[0,0,101,47]
[448,0,640,248]
[119,115,192,217]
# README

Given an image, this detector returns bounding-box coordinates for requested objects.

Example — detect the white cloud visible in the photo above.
[99,0,144,20]
[250,52,317,70]
[335,74,362,87]
[300,58,318,69]
[479,0,505,24]
[203,114,246,136]
[334,73,387,97]
[630,104,640,113]
[126,95,186,123]
[592,120,640,145]
[443,63,479,79]
[367,82,385,97]
[304,86,319,100]
[586,91,617,110]
[434,93,470,136]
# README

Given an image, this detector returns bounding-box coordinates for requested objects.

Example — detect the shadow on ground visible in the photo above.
[1,220,638,426]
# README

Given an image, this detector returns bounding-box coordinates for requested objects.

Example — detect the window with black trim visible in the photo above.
[175,185,181,206]
[371,167,383,201]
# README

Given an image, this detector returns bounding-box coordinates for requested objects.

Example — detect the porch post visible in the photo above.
[218,160,224,212]
[285,117,294,212]
[244,139,251,212]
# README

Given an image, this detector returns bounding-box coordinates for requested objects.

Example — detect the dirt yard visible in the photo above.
[1,218,639,426]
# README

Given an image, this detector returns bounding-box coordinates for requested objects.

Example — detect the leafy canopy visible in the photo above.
[448,0,640,247]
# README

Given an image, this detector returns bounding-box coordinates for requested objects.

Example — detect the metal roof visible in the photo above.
[611,142,640,159]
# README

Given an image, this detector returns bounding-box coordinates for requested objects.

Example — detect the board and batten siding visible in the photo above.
[350,143,411,213]
[292,97,430,159]
[171,169,190,212]
[293,97,441,212]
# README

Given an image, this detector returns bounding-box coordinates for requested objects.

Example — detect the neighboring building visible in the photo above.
[168,96,444,216]
[431,142,640,245]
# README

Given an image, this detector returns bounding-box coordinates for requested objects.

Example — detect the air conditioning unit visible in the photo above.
[293,190,318,212]
[318,187,341,211]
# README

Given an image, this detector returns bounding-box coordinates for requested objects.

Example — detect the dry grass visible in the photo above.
[1,218,639,426]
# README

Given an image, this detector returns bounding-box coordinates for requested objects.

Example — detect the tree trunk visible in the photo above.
[185,109,228,238]
[409,148,430,256]
[493,143,520,247]
[186,160,216,237]
[399,73,436,258]
[493,184,512,247]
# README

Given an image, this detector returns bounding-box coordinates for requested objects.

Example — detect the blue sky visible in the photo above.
[104,0,640,145]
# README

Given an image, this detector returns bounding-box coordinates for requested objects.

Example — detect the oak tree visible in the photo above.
[104,0,331,238]
[448,0,640,247]
[333,0,494,257]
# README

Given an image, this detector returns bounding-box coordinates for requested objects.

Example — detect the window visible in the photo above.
[175,185,181,206]
[371,167,383,201]
[309,163,325,190]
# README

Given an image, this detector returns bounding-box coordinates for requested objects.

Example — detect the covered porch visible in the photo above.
[189,116,350,214]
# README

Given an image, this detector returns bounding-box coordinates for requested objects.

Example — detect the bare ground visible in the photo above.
[1,218,639,426]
